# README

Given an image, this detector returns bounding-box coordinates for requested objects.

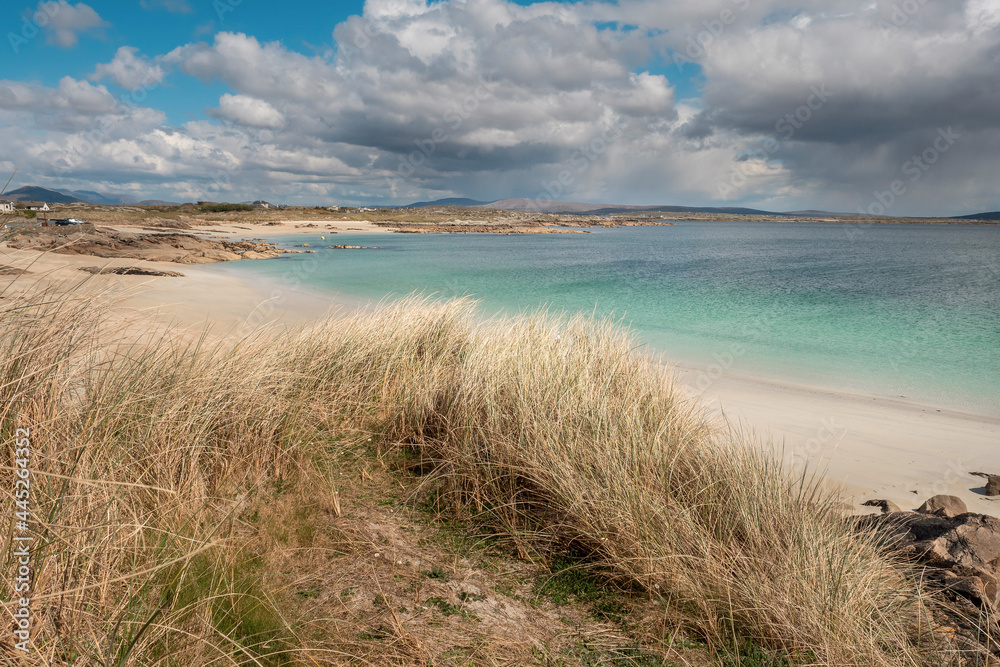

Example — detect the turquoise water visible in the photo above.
[216,222,1000,416]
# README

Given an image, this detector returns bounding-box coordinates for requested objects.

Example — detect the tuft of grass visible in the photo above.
[423,565,450,581]
[535,556,605,606]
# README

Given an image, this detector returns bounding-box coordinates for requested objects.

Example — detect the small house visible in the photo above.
[14,201,50,212]
[0,200,14,214]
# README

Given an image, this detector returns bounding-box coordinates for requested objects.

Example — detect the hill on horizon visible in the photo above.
[953,211,1000,220]
[480,198,790,216]
[404,197,491,208]
[2,185,181,206]
[4,186,83,204]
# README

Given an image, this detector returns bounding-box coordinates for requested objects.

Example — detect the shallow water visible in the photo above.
[216,221,1000,417]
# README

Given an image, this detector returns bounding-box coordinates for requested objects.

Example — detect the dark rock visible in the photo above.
[857,511,1000,611]
[80,266,184,277]
[862,499,901,514]
[917,494,968,518]
[972,472,1000,497]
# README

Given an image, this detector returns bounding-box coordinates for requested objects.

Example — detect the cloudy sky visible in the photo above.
[1,0,998,214]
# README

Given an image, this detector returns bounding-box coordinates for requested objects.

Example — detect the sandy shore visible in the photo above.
[3,239,997,515]
[0,243,360,335]
[674,365,1000,515]
[183,219,391,238]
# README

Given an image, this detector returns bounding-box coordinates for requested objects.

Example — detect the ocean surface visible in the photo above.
[215,221,1000,417]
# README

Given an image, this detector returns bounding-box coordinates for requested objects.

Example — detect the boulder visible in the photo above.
[917,495,968,518]
[239,250,281,260]
[972,472,1000,497]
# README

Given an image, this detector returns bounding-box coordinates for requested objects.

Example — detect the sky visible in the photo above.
[0,0,998,214]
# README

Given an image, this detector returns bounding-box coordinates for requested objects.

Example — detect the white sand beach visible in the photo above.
[675,365,1000,515]
[182,219,392,238]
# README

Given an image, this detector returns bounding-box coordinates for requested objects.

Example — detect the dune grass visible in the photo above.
[0,284,955,665]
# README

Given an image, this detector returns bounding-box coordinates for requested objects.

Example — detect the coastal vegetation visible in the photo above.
[0,283,991,665]
[195,202,257,213]
[10,201,997,236]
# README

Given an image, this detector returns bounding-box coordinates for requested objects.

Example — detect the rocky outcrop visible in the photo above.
[917,495,969,518]
[857,505,1000,663]
[80,266,184,277]
[856,497,1000,663]
[328,244,380,249]
[5,226,292,264]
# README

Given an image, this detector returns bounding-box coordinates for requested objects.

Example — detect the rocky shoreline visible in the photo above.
[374,219,675,234]
[5,225,302,264]
[858,493,1000,662]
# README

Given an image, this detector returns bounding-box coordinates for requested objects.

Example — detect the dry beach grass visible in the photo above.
[0,281,981,665]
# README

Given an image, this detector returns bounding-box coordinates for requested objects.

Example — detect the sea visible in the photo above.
[214,221,1000,417]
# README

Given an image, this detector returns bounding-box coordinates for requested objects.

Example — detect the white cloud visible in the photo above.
[33,1,108,48]
[91,47,166,91]
[212,94,285,129]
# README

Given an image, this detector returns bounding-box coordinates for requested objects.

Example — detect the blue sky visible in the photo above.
[1,0,997,214]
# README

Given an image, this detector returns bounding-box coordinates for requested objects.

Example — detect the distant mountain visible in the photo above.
[2,185,143,205]
[135,200,182,206]
[953,211,1000,221]
[481,198,789,216]
[64,189,137,205]
[588,204,788,216]
[405,197,491,208]
[4,186,82,203]
[482,198,610,214]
